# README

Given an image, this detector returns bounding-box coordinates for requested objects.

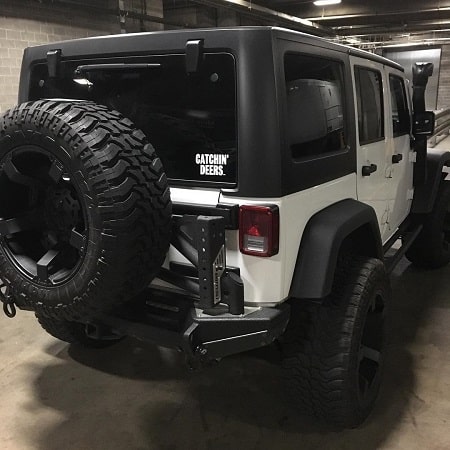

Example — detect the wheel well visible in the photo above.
[340,223,380,259]
[289,199,382,300]
[412,150,450,214]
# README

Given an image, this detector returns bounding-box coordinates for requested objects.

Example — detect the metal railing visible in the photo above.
[428,108,450,148]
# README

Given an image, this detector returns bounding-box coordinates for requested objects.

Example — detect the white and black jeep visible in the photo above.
[0,27,446,427]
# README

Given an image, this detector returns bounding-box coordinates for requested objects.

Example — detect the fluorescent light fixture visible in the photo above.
[346,37,361,44]
[73,78,93,87]
[313,0,341,6]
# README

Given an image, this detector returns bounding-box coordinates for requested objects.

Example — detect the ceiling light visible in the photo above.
[313,0,341,6]
[73,78,93,87]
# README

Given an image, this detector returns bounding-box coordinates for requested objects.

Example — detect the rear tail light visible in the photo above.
[239,205,279,257]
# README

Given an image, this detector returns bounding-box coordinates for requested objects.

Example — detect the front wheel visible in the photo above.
[282,256,390,428]
[406,182,450,268]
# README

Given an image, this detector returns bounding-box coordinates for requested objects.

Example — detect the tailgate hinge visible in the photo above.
[47,49,62,79]
[185,39,204,74]
[197,216,225,308]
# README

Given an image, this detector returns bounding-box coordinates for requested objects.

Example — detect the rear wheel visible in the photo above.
[282,256,389,428]
[0,100,171,320]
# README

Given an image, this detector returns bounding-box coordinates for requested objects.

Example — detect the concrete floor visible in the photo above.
[433,134,450,150]
[0,257,450,450]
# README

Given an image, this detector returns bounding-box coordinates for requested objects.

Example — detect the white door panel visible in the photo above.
[351,57,393,243]
[386,72,415,231]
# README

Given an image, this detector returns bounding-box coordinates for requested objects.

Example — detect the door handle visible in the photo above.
[392,153,403,164]
[362,164,377,176]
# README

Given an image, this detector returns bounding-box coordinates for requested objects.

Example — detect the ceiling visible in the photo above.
[30,0,450,49]
[165,0,450,48]
[263,0,450,48]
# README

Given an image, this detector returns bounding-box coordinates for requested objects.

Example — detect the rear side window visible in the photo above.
[29,53,237,186]
[284,53,347,160]
[389,75,410,137]
[355,67,384,144]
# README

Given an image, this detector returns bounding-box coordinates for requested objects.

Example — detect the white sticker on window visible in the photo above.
[195,153,229,176]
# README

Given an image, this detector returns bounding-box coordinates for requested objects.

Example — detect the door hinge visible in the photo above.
[407,188,415,200]
[409,152,417,163]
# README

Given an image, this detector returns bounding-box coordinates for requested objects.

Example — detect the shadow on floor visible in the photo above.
[28,258,445,450]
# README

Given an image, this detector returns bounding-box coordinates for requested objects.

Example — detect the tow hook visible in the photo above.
[0,285,16,318]
[185,346,220,372]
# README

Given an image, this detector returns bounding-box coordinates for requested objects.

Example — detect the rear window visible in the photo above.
[389,75,410,137]
[29,53,237,186]
[355,67,384,144]
[284,53,347,160]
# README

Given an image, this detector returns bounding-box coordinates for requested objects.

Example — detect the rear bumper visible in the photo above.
[95,288,290,364]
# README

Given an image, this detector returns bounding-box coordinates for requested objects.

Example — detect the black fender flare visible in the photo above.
[412,148,450,214]
[289,199,382,299]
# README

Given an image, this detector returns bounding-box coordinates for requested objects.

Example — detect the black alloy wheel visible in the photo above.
[357,290,385,410]
[0,146,87,286]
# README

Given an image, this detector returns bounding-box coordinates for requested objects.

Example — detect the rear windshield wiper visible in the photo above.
[74,63,160,77]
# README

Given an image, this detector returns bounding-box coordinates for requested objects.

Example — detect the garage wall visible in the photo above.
[2,1,450,112]
[0,0,120,113]
[164,5,263,29]
[438,45,450,110]
[383,47,442,110]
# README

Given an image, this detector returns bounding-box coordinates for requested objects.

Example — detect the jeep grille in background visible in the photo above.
[29,52,237,187]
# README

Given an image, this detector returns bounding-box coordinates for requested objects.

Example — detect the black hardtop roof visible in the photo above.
[24,25,403,72]
[271,26,404,72]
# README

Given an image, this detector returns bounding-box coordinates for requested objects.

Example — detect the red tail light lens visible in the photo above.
[239,205,279,257]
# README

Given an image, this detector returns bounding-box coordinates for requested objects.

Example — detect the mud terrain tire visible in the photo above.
[0,100,171,320]
[282,256,389,428]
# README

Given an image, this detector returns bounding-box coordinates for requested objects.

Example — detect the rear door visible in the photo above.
[387,73,414,229]
[352,57,392,242]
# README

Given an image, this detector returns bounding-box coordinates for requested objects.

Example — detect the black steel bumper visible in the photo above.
[95,288,290,363]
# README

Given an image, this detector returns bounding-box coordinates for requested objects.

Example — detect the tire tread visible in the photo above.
[282,256,389,428]
[0,100,172,320]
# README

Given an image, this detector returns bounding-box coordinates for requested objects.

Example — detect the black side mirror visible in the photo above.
[412,111,435,137]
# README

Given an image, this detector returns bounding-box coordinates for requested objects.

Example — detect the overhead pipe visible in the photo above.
[306,6,450,22]
[33,0,332,35]
[335,21,450,36]
[190,0,334,36]
[33,0,186,28]
[27,0,448,38]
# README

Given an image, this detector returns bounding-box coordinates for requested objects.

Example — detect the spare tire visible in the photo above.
[36,313,124,348]
[0,100,171,320]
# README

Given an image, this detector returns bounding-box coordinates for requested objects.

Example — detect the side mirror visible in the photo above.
[412,111,435,137]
